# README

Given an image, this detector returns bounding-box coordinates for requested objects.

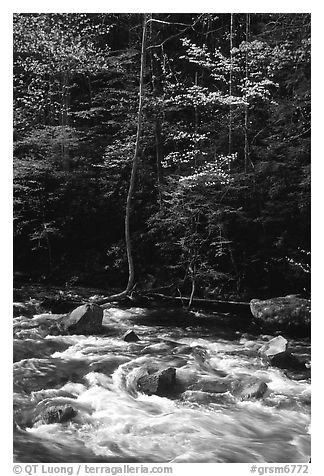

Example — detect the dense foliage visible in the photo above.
[13,13,311,300]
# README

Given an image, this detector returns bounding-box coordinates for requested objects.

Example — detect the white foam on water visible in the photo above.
[13,307,311,463]
[51,336,129,360]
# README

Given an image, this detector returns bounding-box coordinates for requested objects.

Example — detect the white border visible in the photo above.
[3,3,320,474]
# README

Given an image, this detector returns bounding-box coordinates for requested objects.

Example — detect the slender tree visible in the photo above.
[148,13,163,207]
[228,13,234,155]
[244,13,250,174]
[100,13,148,303]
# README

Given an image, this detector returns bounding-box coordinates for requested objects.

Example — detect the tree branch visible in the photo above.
[147,14,205,50]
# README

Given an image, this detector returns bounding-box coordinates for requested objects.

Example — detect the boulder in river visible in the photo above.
[259,336,306,371]
[259,335,288,356]
[123,330,140,342]
[267,351,307,371]
[62,303,103,335]
[137,367,176,396]
[250,296,310,334]
[36,405,77,425]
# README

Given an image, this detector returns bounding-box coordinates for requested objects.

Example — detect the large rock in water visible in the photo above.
[250,296,310,334]
[268,352,307,370]
[137,367,177,396]
[62,303,103,335]
[123,330,140,342]
[259,336,306,371]
[259,335,288,356]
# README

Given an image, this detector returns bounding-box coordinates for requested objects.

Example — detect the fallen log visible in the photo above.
[141,292,252,316]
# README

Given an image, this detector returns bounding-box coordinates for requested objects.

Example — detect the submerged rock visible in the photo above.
[189,378,229,394]
[172,344,193,355]
[181,390,231,405]
[137,367,176,396]
[141,342,171,353]
[13,302,38,318]
[123,330,140,342]
[36,405,77,425]
[62,303,103,335]
[231,378,268,401]
[192,346,210,365]
[250,296,310,334]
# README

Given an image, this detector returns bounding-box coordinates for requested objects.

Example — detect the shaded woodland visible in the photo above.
[13,13,311,301]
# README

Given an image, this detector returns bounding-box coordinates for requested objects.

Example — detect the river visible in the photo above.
[13,305,311,463]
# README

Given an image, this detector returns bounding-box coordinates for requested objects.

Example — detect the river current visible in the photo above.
[13,306,311,463]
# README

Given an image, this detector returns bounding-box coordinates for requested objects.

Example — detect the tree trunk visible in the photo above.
[61,72,70,172]
[155,118,163,206]
[100,13,148,304]
[149,14,163,207]
[228,13,234,155]
[188,263,196,309]
[194,71,199,168]
[44,225,53,275]
[244,13,250,174]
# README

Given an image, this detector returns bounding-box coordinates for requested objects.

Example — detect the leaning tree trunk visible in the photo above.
[99,13,148,305]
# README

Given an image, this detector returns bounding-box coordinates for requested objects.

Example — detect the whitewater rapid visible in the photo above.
[13,306,311,463]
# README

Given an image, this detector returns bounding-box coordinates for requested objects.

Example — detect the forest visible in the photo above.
[13,13,311,302]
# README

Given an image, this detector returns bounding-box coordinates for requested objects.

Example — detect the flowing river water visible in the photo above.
[13,305,311,463]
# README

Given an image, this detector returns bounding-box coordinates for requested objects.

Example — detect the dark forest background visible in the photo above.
[13,13,311,301]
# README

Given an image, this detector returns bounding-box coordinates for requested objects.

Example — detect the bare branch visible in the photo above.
[147,14,205,50]
[146,18,193,27]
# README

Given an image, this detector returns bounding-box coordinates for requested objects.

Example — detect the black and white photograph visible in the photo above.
[11,6,312,469]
